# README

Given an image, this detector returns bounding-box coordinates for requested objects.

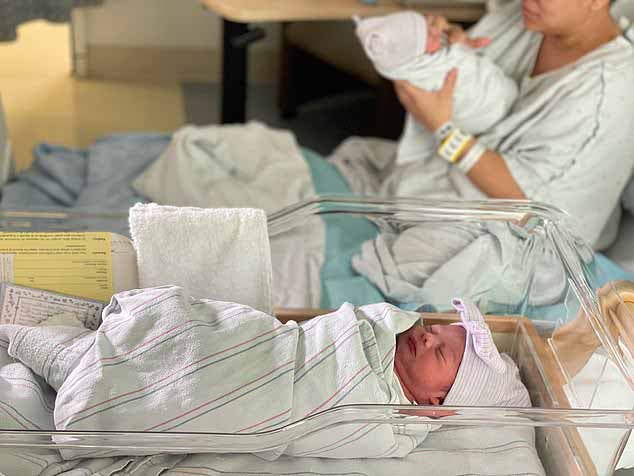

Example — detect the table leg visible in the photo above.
[221,19,249,124]
[278,22,298,119]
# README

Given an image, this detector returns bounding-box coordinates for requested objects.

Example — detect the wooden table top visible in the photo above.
[200,0,486,23]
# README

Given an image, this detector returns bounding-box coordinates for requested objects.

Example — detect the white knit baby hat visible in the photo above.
[443,298,531,407]
[353,11,428,72]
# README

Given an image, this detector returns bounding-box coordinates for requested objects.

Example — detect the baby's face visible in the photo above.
[394,323,466,405]
[425,23,442,54]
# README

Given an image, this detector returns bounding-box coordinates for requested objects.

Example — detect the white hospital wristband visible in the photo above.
[434,121,455,145]
[457,140,486,174]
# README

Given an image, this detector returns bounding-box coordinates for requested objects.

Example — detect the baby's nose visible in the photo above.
[420,328,439,348]
[426,333,440,348]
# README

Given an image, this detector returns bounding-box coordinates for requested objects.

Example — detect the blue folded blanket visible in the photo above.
[1,134,170,236]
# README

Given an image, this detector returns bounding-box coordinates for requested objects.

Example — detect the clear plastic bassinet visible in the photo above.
[0,196,632,476]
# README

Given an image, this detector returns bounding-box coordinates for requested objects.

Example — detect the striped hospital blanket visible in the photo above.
[0,285,428,459]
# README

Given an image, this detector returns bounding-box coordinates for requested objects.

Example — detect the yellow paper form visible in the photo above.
[0,232,113,302]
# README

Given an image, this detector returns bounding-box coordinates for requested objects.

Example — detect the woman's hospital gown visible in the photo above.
[334,1,634,307]
[335,1,634,249]
[469,1,634,248]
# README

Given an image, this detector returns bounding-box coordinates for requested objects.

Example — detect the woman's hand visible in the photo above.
[426,15,491,49]
[394,69,458,132]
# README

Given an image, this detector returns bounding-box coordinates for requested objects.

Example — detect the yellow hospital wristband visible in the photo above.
[438,127,473,164]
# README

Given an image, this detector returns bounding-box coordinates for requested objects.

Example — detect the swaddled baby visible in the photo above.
[355,11,518,167]
[0,286,529,460]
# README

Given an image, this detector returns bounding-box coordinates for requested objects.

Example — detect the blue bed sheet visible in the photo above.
[516,254,634,323]
[595,253,634,283]
[301,148,384,308]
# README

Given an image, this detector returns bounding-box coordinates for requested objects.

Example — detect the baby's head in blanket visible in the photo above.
[353,11,443,72]
[394,298,530,408]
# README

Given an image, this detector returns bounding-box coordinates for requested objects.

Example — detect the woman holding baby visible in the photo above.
[390,0,634,249]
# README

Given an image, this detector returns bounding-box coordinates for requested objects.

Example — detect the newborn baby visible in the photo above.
[355,11,518,167]
[0,287,529,460]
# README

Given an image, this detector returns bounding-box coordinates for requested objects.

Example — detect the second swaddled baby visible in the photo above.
[355,11,518,166]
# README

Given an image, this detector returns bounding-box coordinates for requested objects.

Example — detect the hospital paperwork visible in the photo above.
[0,232,113,302]
[0,283,104,329]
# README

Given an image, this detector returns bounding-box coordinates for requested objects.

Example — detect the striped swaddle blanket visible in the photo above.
[0,285,429,459]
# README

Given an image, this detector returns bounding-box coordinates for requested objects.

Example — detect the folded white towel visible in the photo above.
[129,203,273,314]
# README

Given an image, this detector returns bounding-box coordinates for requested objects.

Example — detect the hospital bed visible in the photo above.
[0,199,633,475]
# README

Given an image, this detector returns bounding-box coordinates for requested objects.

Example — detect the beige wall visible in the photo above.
[0,94,11,184]
[74,0,281,83]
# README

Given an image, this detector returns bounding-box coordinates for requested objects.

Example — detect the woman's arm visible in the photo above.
[459,141,526,199]
[394,75,526,199]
